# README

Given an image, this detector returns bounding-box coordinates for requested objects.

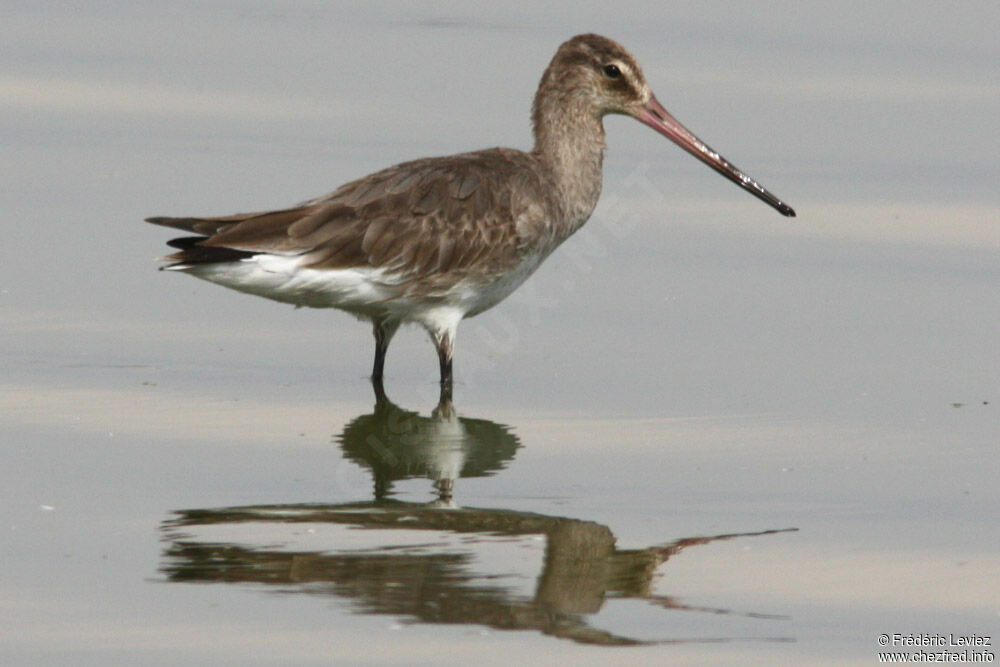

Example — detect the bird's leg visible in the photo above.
[371,319,399,385]
[371,375,389,407]
[438,345,453,386]
[432,328,455,402]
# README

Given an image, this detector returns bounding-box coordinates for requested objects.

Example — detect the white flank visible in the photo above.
[174,252,547,336]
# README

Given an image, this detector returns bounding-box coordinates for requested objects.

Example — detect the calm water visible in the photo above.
[3,2,998,665]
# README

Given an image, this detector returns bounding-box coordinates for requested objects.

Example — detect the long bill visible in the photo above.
[637,95,795,217]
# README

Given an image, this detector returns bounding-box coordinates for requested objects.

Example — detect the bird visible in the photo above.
[147,34,794,398]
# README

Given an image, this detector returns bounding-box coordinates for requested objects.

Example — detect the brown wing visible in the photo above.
[147,148,553,278]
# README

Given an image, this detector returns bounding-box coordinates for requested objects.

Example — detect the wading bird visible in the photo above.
[147,34,794,398]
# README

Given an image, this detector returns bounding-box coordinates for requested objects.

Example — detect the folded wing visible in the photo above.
[148,148,550,280]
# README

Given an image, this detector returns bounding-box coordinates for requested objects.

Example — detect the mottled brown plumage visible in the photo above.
[147,34,794,397]
[152,149,553,281]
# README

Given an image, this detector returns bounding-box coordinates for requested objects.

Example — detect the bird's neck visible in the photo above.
[530,97,606,230]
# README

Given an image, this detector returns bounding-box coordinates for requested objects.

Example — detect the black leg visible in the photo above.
[371,375,389,407]
[371,320,398,382]
[433,329,454,402]
[438,347,453,386]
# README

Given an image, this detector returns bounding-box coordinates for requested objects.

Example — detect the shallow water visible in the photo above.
[3,3,999,665]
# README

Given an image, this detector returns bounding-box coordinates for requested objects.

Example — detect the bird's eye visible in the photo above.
[603,64,621,79]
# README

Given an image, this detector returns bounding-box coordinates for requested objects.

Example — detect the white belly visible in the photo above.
[177,250,547,326]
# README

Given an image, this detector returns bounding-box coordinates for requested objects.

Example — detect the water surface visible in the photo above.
[2,2,998,665]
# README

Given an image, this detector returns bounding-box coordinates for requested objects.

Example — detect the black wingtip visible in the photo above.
[159,236,256,266]
[165,236,205,250]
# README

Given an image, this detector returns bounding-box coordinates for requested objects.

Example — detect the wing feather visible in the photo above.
[146,148,555,280]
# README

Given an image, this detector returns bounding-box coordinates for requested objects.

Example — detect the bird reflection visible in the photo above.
[159,383,797,645]
[339,380,519,501]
